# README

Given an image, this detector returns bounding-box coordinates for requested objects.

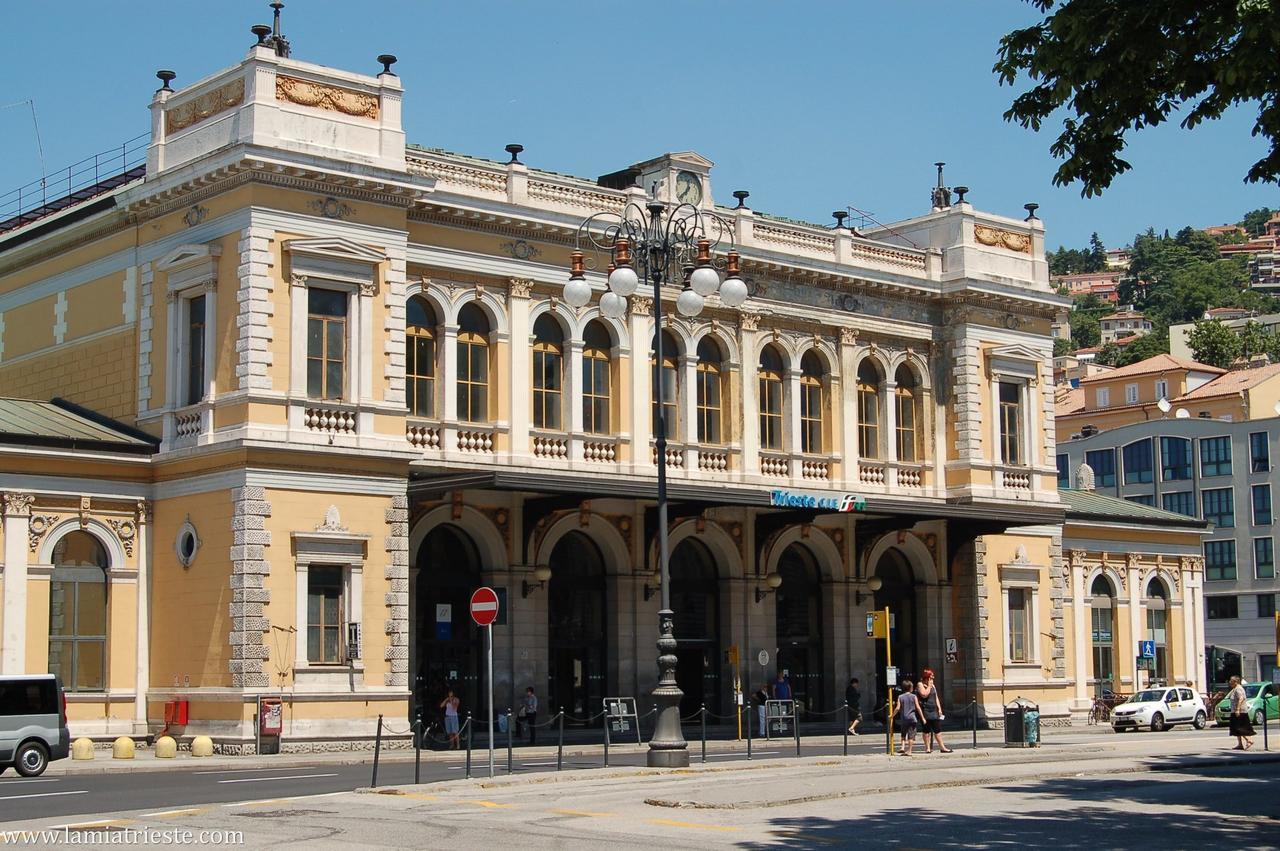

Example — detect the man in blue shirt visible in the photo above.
[771,672,792,701]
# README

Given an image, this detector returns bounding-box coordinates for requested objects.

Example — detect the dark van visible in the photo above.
[0,675,71,776]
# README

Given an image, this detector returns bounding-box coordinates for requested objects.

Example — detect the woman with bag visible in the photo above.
[916,668,953,754]
[1227,675,1255,750]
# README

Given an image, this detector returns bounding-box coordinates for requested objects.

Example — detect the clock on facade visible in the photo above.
[675,170,703,205]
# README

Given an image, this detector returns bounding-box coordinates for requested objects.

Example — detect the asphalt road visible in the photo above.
[0,724,1245,824]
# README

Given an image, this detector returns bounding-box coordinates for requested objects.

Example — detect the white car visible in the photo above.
[1111,686,1208,732]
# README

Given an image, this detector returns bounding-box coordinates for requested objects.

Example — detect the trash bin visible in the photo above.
[1004,697,1041,748]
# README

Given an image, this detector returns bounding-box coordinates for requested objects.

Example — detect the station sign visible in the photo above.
[769,489,866,512]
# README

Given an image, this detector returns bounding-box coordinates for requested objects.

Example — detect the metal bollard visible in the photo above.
[507,706,514,774]
[701,704,707,764]
[414,718,422,785]
[794,706,801,757]
[843,702,849,756]
[603,709,611,768]
[465,714,473,779]
[1264,704,1270,752]
[557,708,564,771]
[371,714,383,788]
[971,700,978,749]
[747,700,753,760]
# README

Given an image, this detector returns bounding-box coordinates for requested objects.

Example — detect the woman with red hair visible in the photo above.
[916,668,953,753]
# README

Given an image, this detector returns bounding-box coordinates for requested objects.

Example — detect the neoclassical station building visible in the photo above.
[0,31,1210,749]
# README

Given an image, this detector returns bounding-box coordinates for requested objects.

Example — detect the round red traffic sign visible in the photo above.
[470,586,500,626]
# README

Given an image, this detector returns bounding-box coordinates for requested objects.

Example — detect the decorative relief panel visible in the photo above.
[974,224,1031,254]
[276,76,379,119]
[165,79,246,134]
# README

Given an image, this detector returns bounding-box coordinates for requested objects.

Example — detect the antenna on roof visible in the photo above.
[1157,397,1172,416]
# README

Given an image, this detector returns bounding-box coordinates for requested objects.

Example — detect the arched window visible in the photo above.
[800,351,825,454]
[759,345,785,451]
[858,360,882,459]
[457,303,490,423]
[1146,577,1169,684]
[406,296,437,418]
[894,364,919,462]
[696,337,725,445]
[1089,575,1115,696]
[582,321,612,435]
[49,531,109,692]
[651,331,680,438]
[531,314,564,430]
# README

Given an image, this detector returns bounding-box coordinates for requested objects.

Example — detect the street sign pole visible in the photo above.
[487,622,494,779]
[885,606,893,756]
[469,586,500,780]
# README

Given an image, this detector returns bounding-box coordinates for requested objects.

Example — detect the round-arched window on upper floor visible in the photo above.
[406,296,438,418]
[583,321,613,435]
[457,303,491,423]
[800,351,825,454]
[894,364,919,462]
[532,314,565,431]
[857,360,883,460]
[696,337,725,445]
[758,345,785,451]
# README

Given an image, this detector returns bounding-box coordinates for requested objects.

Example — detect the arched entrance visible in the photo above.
[548,531,606,720]
[670,538,721,718]
[872,547,919,702]
[775,543,823,717]
[414,524,484,725]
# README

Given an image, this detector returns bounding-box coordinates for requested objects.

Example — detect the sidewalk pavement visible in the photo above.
[40,725,1095,776]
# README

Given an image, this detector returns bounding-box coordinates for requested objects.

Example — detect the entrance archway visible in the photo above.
[670,538,721,718]
[872,547,919,701]
[414,524,484,726]
[775,543,823,717]
[548,531,606,720]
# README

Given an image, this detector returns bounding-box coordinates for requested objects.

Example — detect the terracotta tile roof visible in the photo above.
[1100,311,1145,321]
[1055,387,1086,416]
[1079,353,1225,383]
[1177,362,1280,401]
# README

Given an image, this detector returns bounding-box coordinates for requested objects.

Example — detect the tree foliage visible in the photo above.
[1243,207,1275,237]
[1186,319,1243,369]
[995,1,1280,196]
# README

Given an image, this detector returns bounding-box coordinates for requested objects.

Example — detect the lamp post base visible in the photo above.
[647,608,689,768]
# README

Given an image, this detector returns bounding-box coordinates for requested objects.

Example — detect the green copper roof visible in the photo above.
[1061,489,1209,529]
[0,398,156,454]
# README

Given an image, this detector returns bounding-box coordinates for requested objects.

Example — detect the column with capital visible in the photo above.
[1,493,35,675]
[134,501,152,732]
[1126,555,1142,690]
[838,329,859,486]
[1068,550,1089,711]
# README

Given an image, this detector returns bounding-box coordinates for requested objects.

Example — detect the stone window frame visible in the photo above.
[291,528,369,677]
[157,244,221,441]
[987,346,1041,470]
[999,562,1041,668]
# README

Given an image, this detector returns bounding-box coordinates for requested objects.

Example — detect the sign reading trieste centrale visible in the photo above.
[769,490,866,512]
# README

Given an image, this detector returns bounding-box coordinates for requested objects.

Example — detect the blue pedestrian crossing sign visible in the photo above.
[1138,640,1156,659]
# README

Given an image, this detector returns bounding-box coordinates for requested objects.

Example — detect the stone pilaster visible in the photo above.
[235,224,275,392]
[1048,533,1066,678]
[383,252,408,407]
[948,334,983,459]
[229,486,272,688]
[384,494,409,687]
[137,263,155,413]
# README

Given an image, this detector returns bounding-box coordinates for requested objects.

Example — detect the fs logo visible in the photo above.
[837,494,866,513]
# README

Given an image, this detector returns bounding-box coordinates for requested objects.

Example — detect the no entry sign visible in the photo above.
[470,586,500,627]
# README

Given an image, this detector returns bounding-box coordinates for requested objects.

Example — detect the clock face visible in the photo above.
[675,170,703,205]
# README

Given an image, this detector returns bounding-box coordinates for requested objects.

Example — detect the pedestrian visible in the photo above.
[845,677,862,735]
[916,668,952,753]
[893,678,920,756]
[521,686,538,744]
[772,671,792,701]
[753,683,769,738]
[440,688,461,749]
[1227,675,1255,750]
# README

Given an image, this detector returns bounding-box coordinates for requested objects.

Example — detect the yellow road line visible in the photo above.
[399,792,440,801]
[648,818,740,832]
[464,800,513,808]
[550,808,615,818]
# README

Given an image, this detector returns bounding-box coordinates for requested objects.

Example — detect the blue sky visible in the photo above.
[2,1,1275,250]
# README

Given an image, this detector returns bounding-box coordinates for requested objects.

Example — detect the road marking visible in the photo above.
[64,819,136,830]
[217,772,339,784]
[465,800,512,808]
[398,792,440,801]
[0,778,59,784]
[769,829,839,845]
[219,791,350,808]
[195,767,319,776]
[551,808,615,817]
[138,807,209,818]
[649,818,739,832]
[0,790,88,801]
[225,798,291,807]
[520,761,560,766]
[708,751,778,758]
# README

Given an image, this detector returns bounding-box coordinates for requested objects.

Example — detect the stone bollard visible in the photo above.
[190,736,214,757]
[112,737,135,759]
[71,738,94,760]
[155,736,177,758]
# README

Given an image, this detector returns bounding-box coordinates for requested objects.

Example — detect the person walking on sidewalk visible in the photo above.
[917,669,952,753]
[441,689,461,750]
[753,684,770,738]
[1227,675,1256,750]
[520,686,538,745]
[894,678,920,756]
[845,677,862,735]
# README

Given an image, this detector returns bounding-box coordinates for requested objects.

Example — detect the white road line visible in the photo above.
[708,751,779,758]
[0,778,59,784]
[195,767,318,776]
[0,790,88,801]
[520,761,559,766]
[214,790,350,810]
[217,772,339,784]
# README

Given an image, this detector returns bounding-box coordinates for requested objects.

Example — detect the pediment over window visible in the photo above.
[158,243,221,290]
[284,237,387,266]
[987,343,1045,381]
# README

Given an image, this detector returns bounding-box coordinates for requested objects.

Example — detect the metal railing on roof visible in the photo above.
[0,133,149,234]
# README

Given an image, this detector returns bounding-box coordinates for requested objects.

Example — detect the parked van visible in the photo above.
[0,675,70,776]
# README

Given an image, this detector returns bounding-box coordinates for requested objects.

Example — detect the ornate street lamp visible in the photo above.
[565,194,747,767]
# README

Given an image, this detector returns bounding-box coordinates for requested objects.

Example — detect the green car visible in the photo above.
[1213,682,1280,727]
